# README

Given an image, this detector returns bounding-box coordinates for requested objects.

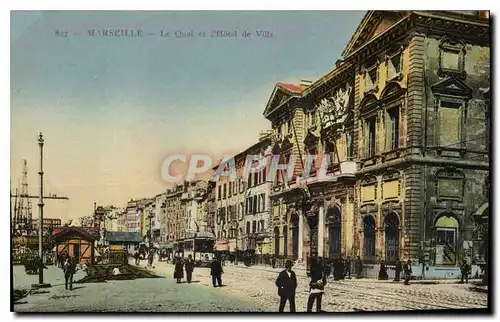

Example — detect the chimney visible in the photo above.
[299,80,312,90]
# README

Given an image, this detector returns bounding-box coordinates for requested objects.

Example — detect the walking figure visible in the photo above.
[307,257,327,312]
[173,256,184,283]
[63,257,77,290]
[345,256,352,279]
[148,250,154,267]
[210,257,223,287]
[185,254,195,283]
[378,260,389,280]
[355,256,363,278]
[275,259,297,312]
[403,260,412,285]
[134,251,140,266]
[394,259,402,282]
[460,259,471,284]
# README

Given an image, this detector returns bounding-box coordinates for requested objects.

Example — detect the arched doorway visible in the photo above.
[283,225,288,257]
[435,215,459,265]
[384,213,400,262]
[291,213,299,259]
[274,227,280,257]
[363,216,376,262]
[327,207,341,259]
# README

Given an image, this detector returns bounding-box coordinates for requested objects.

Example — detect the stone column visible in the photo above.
[298,212,304,261]
[318,204,325,257]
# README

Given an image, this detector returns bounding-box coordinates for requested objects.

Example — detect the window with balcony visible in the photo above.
[365,116,377,157]
[386,107,400,151]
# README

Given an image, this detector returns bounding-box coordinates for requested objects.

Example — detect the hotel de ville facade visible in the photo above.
[264,11,489,278]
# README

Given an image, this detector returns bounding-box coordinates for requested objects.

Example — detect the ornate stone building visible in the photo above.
[265,10,490,277]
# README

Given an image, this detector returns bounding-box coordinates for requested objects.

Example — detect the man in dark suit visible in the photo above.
[184,254,195,283]
[275,259,297,312]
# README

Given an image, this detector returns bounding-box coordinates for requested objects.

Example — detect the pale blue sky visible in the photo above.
[11,11,365,221]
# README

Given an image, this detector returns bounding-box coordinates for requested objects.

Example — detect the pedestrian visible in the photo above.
[333,258,340,281]
[63,257,77,291]
[378,260,389,280]
[460,259,471,284]
[345,256,352,279]
[210,257,223,287]
[173,256,184,283]
[134,251,140,266]
[355,256,363,278]
[275,259,297,313]
[394,259,402,282]
[403,259,412,285]
[307,257,327,312]
[148,250,154,267]
[185,254,195,283]
[272,255,276,269]
[338,257,345,280]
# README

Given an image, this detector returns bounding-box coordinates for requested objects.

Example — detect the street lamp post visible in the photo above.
[38,133,45,285]
[36,133,50,288]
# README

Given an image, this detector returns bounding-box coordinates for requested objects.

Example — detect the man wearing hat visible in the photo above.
[275,259,297,312]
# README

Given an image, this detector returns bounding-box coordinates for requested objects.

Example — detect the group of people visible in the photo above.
[172,255,224,287]
[276,259,329,313]
[275,257,417,312]
[133,249,156,267]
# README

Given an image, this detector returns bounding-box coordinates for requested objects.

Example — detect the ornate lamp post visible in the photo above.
[37,133,47,286]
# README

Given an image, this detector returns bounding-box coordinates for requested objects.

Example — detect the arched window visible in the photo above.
[274,227,280,257]
[283,225,288,257]
[291,214,299,259]
[327,207,341,259]
[363,216,376,261]
[384,213,400,262]
[435,215,459,265]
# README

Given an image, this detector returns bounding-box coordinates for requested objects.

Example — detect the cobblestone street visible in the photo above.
[13,262,487,312]
[150,261,488,312]
[12,265,265,312]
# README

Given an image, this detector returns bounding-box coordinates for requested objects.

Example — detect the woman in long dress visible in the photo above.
[173,256,184,283]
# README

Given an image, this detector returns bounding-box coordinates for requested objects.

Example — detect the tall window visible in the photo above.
[439,101,462,147]
[246,221,250,234]
[223,183,227,199]
[346,131,354,160]
[260,220,265,232]
[218,186,221,200]
[252,221,256,233]
[363,216,376,261]
[365,116,377,157]
[386,107,400,150]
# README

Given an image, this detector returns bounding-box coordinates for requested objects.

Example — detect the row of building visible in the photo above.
[97,11,490,278]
